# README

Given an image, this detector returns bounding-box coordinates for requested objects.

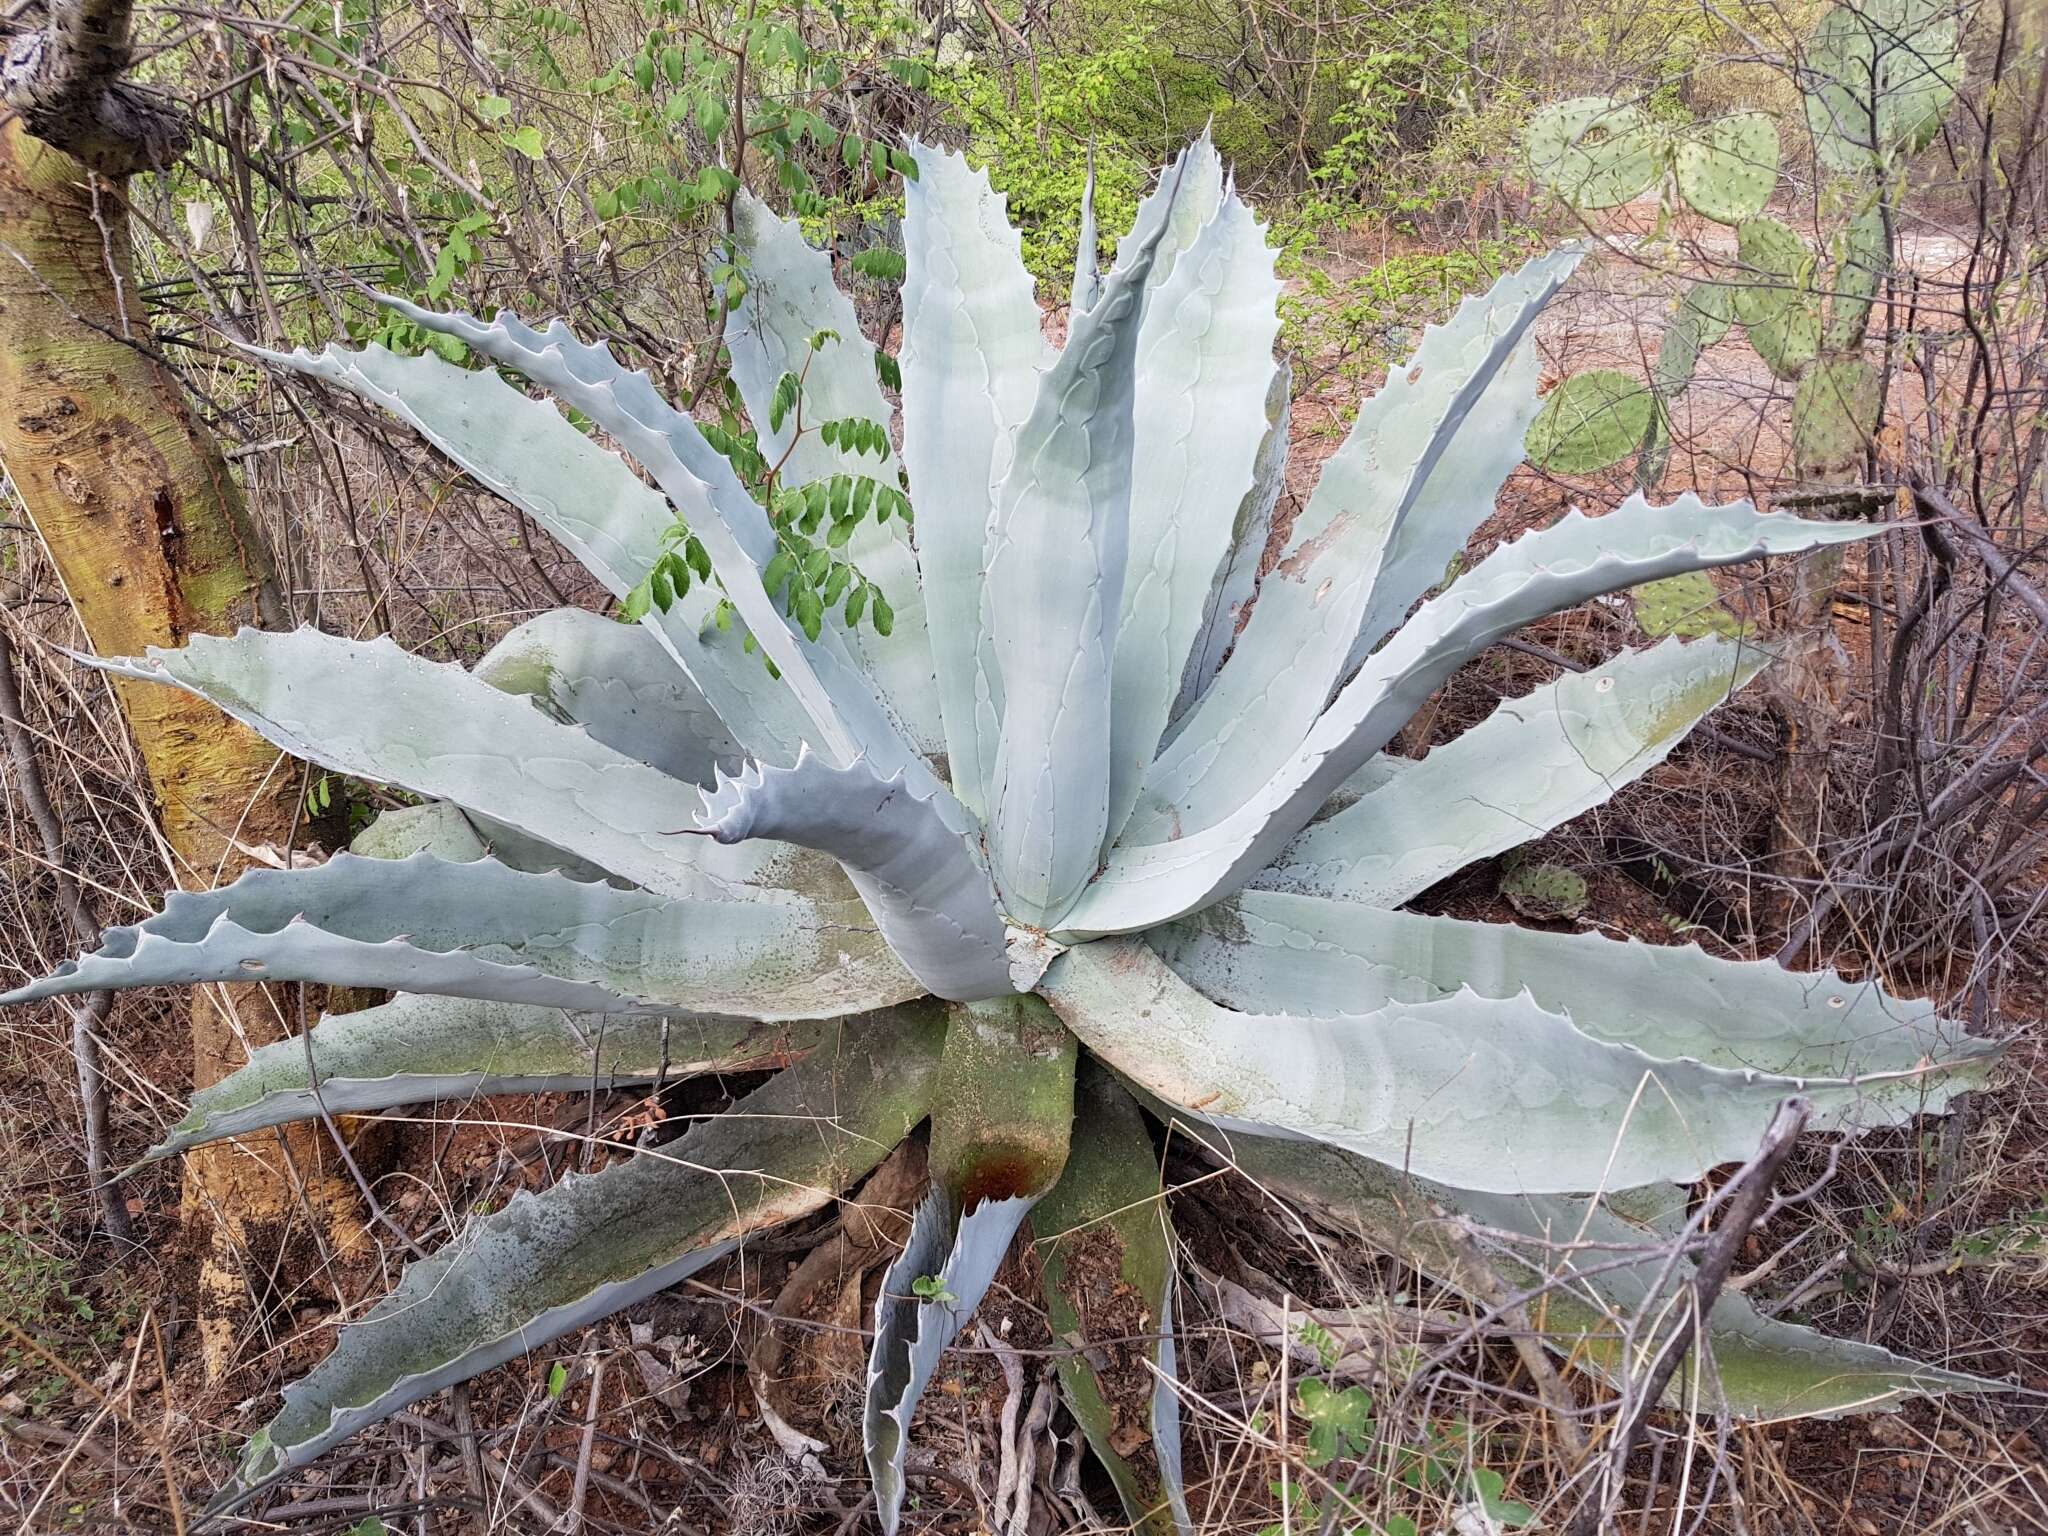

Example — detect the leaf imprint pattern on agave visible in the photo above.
[6,132,2002,1530]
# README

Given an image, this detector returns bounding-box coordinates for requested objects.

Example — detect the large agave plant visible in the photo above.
[12,137,2001,1525]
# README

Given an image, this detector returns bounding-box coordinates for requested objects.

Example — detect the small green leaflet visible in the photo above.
[1295,1378,1374,1467]
[546,1361,568,1398]
[499,125,546,161]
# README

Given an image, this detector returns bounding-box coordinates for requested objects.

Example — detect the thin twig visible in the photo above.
[1569,1098,1812,1536]
[0,623,131,1241]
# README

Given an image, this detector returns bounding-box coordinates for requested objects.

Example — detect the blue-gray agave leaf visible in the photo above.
[695,745,1014,1001]
[380,298,932,789]
[1128,248,1576,846]
[982,160,1182,926]
[209,1009,944,1515]
[0,852,917,1020]
[1041,937,1974,1194]
[898,140,1044,820]
[473,606,743,786]
[1063,497,1887,938]
[727,193,941,755]
[249,340,812,765]
[1156,890,1992,1089]
[1257,634,1768,907]
[1214,1125,2005,1418]
[142,995,825,1162]
[865,1191,1037,1533]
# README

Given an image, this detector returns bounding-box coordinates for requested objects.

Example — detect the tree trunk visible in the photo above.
[0,118,364,1378]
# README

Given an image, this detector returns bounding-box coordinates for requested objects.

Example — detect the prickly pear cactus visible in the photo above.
[1523,96,1659,208]
[1673,112,1780,224]
[1793,356,1883,476]
[1823,203,1890,353]
[1803,0,1963,173]
[1630,570,1750,640]
[1500,860,1590,922]
[1525,369,1656,474]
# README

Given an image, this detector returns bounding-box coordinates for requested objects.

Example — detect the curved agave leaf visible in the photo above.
[984,165,1181,926]
[866,997,1076,1533]
[1170,357,1291,731]
[249,340,811,765]
[1157,890,1995,1093]
[695,746,1013,1001]
[213,1004,947,1510]
[1032,1061,1189,1535]
[383,298,935,792]
[1258,636,1770,907]
[1072,150,1102,312]
[1107,184,1284,851]
[1062,497,1885,938]
[473,606,742,786]
[349,797,626,896]
[1207,1126,2006,1418]
[0,853,919,1021]
[899,141,1044,820]
[1112,130,1223,287]
[86,628,792,902]
[867,1191,1036,1532]
[144,994,826,1161]
[1042,938,1957,1195]
[1128,249,1576,846]
[727,193,941,755]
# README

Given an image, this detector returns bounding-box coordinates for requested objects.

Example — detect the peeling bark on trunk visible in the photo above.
[0,120,364,1379]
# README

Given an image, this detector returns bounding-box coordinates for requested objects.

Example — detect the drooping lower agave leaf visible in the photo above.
[694,747,1013,1001]
[251,340,812,764]
[1129,248,1578,846]
[983,168,1181,927]
[865,998,1076,1533]
[212,1005,947,1510]
[1042,938,1953,1194]
[1063,497,1885,937]
[899,140,1045,821]
[85,628,786,901]
[1107,185,1283,851]
[382,298,936,792]
[143,994,826,1161]
[0,853,918,1020]
[1171,357,1292,731]
[472,606,742,786]
[727,193,941,756]
[1156,890,1995,1090]
[1207,1126,2005,1418]
[1032,1061,1189,1535]
[1257,635,1770,907]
